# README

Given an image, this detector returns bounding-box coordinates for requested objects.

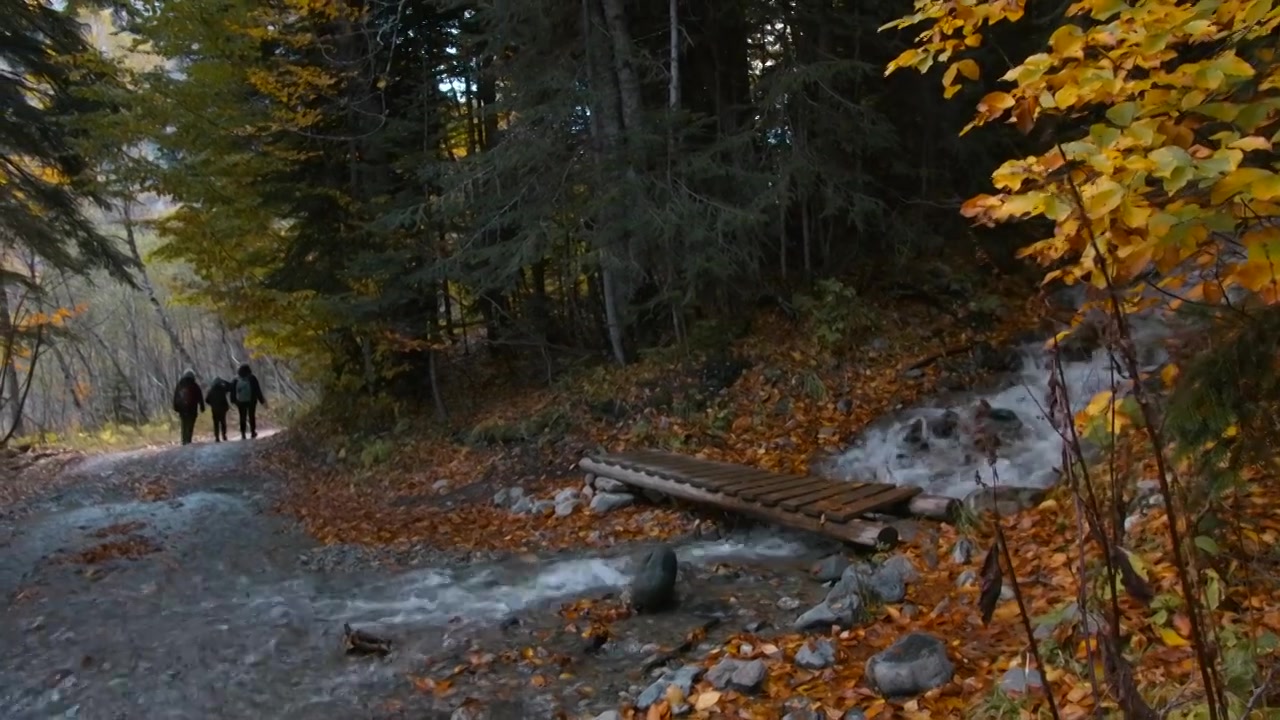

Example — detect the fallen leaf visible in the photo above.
[694,690,722,710]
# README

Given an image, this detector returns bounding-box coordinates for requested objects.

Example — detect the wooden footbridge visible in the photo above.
[579,449,958,548]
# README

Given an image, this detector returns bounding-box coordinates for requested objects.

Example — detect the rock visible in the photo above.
[554,488,580,504]
[902,418,927,445]
[843,711,867,720]
[554,499,579,517]
[450,704,487,720]
[492,487,524,508]
[956,569,977,588]
[963,486,1046,516]
[642,489,666,504]
[590,492,636,514]
[810,555,849,583]
[432,479,450,492]
[594,712,622,720]
[1000,667,1044,696]
[631,546,678,613]
[528,500,553,516]
[636,665,704,709]
[776,596,802,611]
[582,483,595,500]
[950,538,976,564]
[744,620,768,633]
[904,368,925,380]
[827,562,906,605]
[510,496,534,514]
[594,476,628,493]
[928,410,960,438]
[706,658,742,689]
[865,633,955,697]
[794,592,863,631]
[1057,321,1102,362]
[836,398,854,415]
[728,659,767,692]
[879,554,921,584]
[782,710,820,720]
[794,639,837,669]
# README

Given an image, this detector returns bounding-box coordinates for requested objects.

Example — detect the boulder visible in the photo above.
[865,633,955,697]
[590,492,636,514]
[794,592,863,631]
[705,658,765,693]
[635,665,703,709]
[810,554,850,583]
[630,546,678,613]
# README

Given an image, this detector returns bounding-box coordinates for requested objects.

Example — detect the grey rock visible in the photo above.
[810,554,850,582]
[843,711,867,720]
[782,710,821,720]
[963,486,1045,516]
[928,410,960,438]
[593,476,628,493]
[636,665,704,709]
[492,486,524,508]
[642,489,666,504]
[794,638,837,669]
[728,659,767,692]
[450,705,487,720]
[631,545,678,613]
[594,712,622,720]
[828,562,906,605]
[590,491,636,514]
[554,498,579,517]
[794,592,863,631]
[879,554,921,584]
[582,483,595,499]
[836,398,855,415]
[1000,667,1044,695]
[903,418,927,445]
[432,479,450,492]
[956,569,978,588]
[865,632,955,697]
[706,658,742,689]
[777,596,802,611]
[510,496,534,514]
[950,538,976,564]
[554,488,580,504]
[528,500,554,516]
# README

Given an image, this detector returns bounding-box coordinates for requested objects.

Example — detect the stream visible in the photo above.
[0,439,833,719]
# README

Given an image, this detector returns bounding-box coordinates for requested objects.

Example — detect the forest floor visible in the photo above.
[4,270,1279,719]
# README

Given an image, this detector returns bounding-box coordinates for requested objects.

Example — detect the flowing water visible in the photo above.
[0,440,829,720]
[820,316,1174,499]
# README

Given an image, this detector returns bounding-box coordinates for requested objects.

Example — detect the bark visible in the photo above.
[120,199,197,371]
[0,283,24,439]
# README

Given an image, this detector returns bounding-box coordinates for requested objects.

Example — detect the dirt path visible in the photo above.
[0,437,841,720]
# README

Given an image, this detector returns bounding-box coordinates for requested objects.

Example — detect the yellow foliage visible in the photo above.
[886,0,1280,310]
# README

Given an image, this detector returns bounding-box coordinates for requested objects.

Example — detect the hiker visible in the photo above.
[233,363,267,439]
[172,369,205,446]
[205,377,233,442]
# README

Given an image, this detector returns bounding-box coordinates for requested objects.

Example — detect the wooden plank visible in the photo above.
[789,483,888,518]
[750,479,854,506]
[714,472,814,496]
[778,483,873,512]
[735,475,830,501]
[819,485,922,523]
[579,457,897,548]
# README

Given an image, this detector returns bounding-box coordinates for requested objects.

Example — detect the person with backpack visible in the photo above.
[172,369,205,445]
[233,363,267,439]
[204,377,234,442]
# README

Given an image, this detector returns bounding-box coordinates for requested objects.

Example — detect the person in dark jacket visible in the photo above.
[172,369,205,445]
[233,363,267,440]
[205,377,233,442]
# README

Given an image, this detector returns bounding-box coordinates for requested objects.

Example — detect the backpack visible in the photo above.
[178,384,200,412]
[235,377,254,403]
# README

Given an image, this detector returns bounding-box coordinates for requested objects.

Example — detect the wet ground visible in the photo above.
[0,437,844,720]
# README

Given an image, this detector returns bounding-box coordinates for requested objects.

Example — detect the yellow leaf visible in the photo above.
[1228,136,1272,152]
[977,91,1016,118]
[694,691,721,711]
[953,58,980,81]
[1157,625,1191,648]
[1211,167,1280,204]
[1161,364,1179,387]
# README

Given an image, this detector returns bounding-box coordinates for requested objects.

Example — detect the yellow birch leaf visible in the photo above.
[1211,167,1280,204]
[1228,136,1272,152]
[1161,364,1179,387]
[1157,625,1191,648]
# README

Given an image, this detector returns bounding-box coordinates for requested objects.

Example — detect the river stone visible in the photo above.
[636,665,704,709]
[810,554,849,582]
[879,554,921,584]
[794,591,864,631]
[794,638,837,669]
[782,710,820,720]
[728,659,767,692]
[927,409,960,438]
[843,711,867,720]
[950,538,976,564]
[963,486,1046,516]
[590,492,635,514]
[594,712,622,720]
[631,545,678,613]
[529,500,554,516]
[554,498,579,517]
[706,658,742,689]
[593,476,629,493]
[865,632,955,697]
[1000,667,1044,696]
[554,488,580,504]
[492,486,524,508]
[510,496,534,514]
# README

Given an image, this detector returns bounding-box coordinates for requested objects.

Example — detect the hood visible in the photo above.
[181,369,196,381]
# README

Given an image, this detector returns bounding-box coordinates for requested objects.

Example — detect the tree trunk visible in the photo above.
[0,283,24,439]
[120,199,197,371]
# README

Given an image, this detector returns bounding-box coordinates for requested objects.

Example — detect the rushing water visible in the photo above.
[0,444,823,720]
[819,316,1174,499]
